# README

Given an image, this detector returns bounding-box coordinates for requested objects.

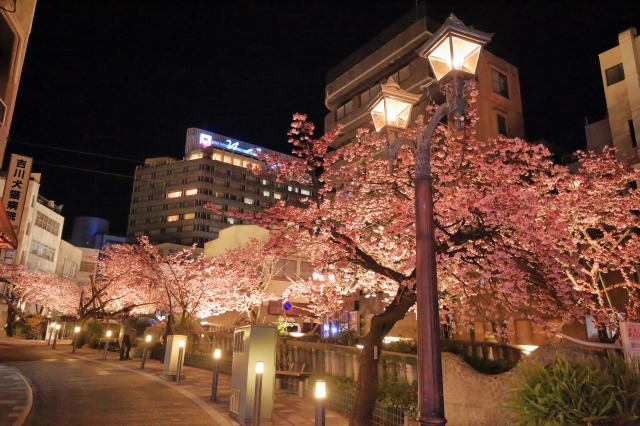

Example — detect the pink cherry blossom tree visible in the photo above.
[206,96,640,424]
[204,239,281,324]
[0,264,82,336]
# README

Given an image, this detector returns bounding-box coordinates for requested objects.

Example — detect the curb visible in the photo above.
[10,370,32,426]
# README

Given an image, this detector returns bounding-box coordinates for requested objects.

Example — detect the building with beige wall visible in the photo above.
[55,239,82,280]
[594,27,640,167]
[324,4,524,150]
[0,0,36,169]
[203,225,315,329]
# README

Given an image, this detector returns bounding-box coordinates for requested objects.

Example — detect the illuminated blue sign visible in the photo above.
[199,133,262,157]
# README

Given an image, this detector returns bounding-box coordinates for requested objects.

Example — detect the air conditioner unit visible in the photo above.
[0,97,6,127]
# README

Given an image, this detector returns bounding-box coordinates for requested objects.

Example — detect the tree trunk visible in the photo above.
[349,290,416,426]
[5,304,16,337]
[350,322,384,426]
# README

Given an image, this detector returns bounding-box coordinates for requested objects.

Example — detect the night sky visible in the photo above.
[7,0,640,237]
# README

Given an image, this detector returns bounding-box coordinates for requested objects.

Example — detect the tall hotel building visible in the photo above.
[127,128,309,247]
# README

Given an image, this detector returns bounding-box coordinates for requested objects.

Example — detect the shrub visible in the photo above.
[383,339,417,354]
[377,378,418,411]
[505,352,640,425]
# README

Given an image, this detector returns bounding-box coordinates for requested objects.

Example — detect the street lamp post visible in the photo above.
[367,14,491,426]
[252,361,264,426]
[72,326,81,354]
[140,334,152,370]
[103,330,112,360]
[315,380,326,426]
[52,324,61,350]
[48,322,56,345]
[210,348,221,402]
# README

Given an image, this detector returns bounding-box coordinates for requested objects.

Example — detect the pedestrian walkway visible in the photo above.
[69,341,349,426]
[0,364,31,426]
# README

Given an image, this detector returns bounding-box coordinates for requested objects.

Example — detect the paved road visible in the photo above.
[0,339,217,426]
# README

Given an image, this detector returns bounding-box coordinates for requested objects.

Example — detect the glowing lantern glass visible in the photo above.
[417,14,493,81]
[367,78,422,132]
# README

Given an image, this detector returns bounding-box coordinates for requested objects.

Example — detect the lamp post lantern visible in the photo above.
[368,14,491,426]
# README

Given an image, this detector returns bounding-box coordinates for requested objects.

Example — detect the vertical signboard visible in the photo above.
[2,154,33,235]
[620,321,640,363]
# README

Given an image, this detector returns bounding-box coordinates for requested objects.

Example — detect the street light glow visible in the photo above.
[106,330,112,337]
[255,361,264,374]
[145,334,152,343]
[213,348,221,359]
[315,380,326,399]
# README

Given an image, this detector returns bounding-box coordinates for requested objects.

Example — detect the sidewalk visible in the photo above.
[70,341,350,426]
[0,364,31,426]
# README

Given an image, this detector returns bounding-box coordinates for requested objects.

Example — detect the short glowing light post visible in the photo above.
[103,330,112,360]
[140,334,152,370]
[48,322,56,345]
[72,326,81,354]
[210,348,221,402]
[315,380,326,426]
[252,361,264,426]
[368,14,492,426]
[175,339,185,383]
[52,324,61,350]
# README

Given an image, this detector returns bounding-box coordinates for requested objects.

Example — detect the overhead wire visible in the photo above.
[8,137,145,164]
[32,161,134,179]
[7,136,145,179]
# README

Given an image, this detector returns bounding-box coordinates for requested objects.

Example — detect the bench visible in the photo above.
[97,337,120,352]
[275,362,311,397]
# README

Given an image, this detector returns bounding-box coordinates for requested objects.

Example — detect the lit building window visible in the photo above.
[223,156,232,164]
[227,217,236,224]
[300,189,311,196]
[262,179,269,186]
[244,198,254,205]
[185,188,198,196]
[167,215,179,222]
[212,153,222,162]
[233,158,242,166]
[167,190,182,199]
[183,212,196,220]
[188,152,203,160]
[274,193,282,200]
[263,190,270,197]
